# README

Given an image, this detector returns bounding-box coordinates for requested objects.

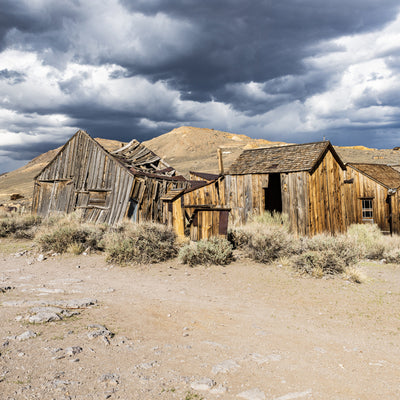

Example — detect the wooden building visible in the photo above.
[343,163,400,234]
[161,176,230,241]
[225,141,347,235]
[32,130,188,225]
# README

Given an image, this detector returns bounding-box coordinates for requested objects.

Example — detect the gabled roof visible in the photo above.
[35,130,183,181]
[347,163,400,189]
[228,141,345,175]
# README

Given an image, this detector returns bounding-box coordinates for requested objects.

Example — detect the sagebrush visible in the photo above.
[104,222,178,264]
[179,237,233,266]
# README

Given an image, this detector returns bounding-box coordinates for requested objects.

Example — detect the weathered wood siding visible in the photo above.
[132,176,187,223]
[280,171,309,235]
[307,151,346,235]
[224,174,269,225]
[166,178,228,240]
[225,150,346,235]
[32,130,135,225]
[343,166,398,233]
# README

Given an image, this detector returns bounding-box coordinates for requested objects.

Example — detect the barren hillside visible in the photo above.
[1,125,398,206]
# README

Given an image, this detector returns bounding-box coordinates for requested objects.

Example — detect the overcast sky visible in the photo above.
[1,0,400,173]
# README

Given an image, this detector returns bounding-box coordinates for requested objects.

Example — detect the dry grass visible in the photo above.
[179,237,233,266]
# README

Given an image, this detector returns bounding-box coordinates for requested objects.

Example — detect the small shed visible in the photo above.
[32,130,188,225]
[344,163,400,234]
[161,176,230,241]
[225,141,347,235]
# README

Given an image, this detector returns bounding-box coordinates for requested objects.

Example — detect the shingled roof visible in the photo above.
[228,141,345,174]
[348,163,400,189]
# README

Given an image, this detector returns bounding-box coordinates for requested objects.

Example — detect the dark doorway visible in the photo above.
[264,173,282,213]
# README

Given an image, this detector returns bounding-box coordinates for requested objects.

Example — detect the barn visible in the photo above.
[343,163,400,234]
[225,141,347,235]
[32,130,188,225]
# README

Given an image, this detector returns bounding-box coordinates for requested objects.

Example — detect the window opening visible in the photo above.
[361,199,373,222]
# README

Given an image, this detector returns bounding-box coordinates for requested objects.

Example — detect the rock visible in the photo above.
[237,388,266,400]
[87,324,114,345]
[27,306,80,323]
[273,389,312,400]
[249,353,282,364]
[136,361,158,370]
[16,330,37,341]
[0,286,14,293]
[65,346,83,356]
[190,378,216,391]
[211,359,240,374]
[98,373,119,387]
[56,299,97,309]
[210,384,228,394]
[37,254,46,262]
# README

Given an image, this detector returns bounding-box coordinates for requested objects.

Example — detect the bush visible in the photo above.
[231,223,296,263]
[0,214,42,239]
[249,211,290,231]
[36,224,105,254]
[347,224,386,259]
[294,234,361,276]
[179,237,233,266]
[104,222,178,264]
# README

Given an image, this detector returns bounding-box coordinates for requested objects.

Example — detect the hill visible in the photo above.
[1,125,399,206]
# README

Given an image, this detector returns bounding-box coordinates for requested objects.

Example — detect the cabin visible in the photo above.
[161,175,230,241]
[343,163,400,234]
[225,141,347,235]
[32,130,188,225]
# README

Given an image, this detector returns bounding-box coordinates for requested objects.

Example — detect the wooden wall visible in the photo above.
[32,130,187,226]
[224,174,269,225]
[224,150,347,236]
[307,150,346,235]
[343,166,400,234]
[164,178,229,240]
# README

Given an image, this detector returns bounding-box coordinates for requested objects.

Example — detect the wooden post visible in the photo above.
[217,148,224,175]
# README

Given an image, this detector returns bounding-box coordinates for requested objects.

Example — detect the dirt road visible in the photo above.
[1,241,400,399]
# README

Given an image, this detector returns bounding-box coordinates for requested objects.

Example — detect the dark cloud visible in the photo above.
[0,68,26,84]
[1,0,400,173]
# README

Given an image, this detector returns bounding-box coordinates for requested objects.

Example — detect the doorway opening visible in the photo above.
[264,173,282,213]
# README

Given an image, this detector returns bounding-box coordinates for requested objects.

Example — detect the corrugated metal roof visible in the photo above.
[348,163,400,189]
[228,141,342,174]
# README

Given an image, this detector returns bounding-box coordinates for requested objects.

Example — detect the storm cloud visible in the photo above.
[1,0,400,172]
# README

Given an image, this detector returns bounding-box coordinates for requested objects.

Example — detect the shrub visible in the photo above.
[347,224,386,259]
[249,211,290,231]
[104,222,178,264]
[179,237,233,266]
[36,223,105,254]
[294,234,361,276]
[0,214,42,239]
[231,223,296,263]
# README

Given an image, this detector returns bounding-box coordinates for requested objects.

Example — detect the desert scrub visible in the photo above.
[36,223,105,254]
[230,222,297,263]
[0,214,42,239]
[179,237,233,266]
[249,211,290,231]
[104,222,178,264]
[294,234,361,276]
[347,223,386,259]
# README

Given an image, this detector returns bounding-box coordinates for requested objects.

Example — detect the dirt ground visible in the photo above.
[0,239,400,400]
